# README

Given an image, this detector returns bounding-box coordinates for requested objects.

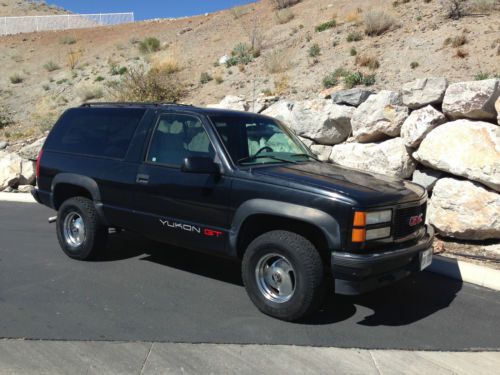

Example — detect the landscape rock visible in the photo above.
[400,105,446,148]
[18,137,45,161]
[412,168,444,192]
[298,137,314,148]
[442,79,500,120]
[17,184,34,193]
[0,151,22,190]
[0,141,7,150]
[261,100,295,126]
[218,55,229,65]
[351,90,409,142]
[207,95,249,111]
[20,159,36,185]
[310,145,332,161]
[414,120,500,192]
[290,100,354,145]
[329,138,416,178]
[428,178,500,240]
[331,88,373,107]
[402,77,448,109]
[250,95,279,113]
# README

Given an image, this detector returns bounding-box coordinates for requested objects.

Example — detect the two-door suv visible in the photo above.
[33,103,434,321]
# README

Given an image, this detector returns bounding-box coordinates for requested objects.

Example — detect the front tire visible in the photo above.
[242,230,325,321]
[56,196,108,260]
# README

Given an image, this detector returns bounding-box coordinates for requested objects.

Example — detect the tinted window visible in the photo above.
[147,113,214,167]
[45,108,145,159]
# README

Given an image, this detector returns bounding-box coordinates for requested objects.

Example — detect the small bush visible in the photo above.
[410,61,420,69]
[110,66,186,103]
[355,54,380,70]
[95,76,105,82]
[10,74,23,84]
[214,75,224,84]
[265,49,292,73]
[78,85,104,101]
[364,10,395,36]
[315,19,336,32]
[60,36,77,45]
[350,47,357,56]
[451,34,467,47]
[138,37,161,54]
[347,31,363,42]
[67,49,81,70]
[323,69,375,89]
[271,0,301,9]
[474,72,490,80]
[345,9,362,24]
[150,50,182,74]
[274,74,290,95]
[0,105,14,129]
[442,0,467,20]
[226,43,254,67]
[343,71,364,88]
[43,61,60,72]
[275,8,294,24]
[362,74,376,86]
[322,73,339,88]
[200,72,213,84]
[308,43,321,57]
[110,66,128,75]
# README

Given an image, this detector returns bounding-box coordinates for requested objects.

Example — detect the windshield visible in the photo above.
[209,114,315,166]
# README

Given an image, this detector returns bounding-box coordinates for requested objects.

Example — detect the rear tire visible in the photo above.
[242,230,325,321]
[56,196,107,260]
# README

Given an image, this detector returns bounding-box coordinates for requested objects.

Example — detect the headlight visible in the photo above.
[366,226,391,240]
[366,210,392,225]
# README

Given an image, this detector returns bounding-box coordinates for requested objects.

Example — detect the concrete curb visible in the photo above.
[428,255,500,291]
[0,192,35,203]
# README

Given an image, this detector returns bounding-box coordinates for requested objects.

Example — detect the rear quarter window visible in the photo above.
[44,107,146,159]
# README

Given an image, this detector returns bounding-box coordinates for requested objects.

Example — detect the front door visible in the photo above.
[133,112,231,254]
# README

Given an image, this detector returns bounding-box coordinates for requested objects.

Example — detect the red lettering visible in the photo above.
[204,228,223,238]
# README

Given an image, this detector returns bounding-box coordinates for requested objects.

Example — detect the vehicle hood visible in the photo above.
[251,162,426,207]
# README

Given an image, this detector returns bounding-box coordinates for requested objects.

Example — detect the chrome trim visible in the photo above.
[255,253,296,304]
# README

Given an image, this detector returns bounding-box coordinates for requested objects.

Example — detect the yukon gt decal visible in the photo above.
[159,219,223,238]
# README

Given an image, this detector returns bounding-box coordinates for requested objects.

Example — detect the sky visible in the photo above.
[47,0,257,20]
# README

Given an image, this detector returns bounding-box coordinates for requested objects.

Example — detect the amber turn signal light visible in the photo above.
[351,228,366,243]
[353,211,366,227]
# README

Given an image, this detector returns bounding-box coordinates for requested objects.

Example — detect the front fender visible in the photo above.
[229,199,341,256]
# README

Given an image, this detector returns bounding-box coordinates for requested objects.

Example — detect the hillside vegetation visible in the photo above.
[0,0,499,141]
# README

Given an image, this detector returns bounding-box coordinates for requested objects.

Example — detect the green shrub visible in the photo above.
[362,74,376,86]
[95,76,105,82]
[226,43,255,67]
[10,74,23,84]
[0,105,14,129]
[323,69,375,89]
[138,37,161,54]
[474,72,490,80]
[315,19,336,32]
[410,61,419,69]
[43,61,60,72]
[60,36,77,45]
[200,72,213,84]
[343,71,363,88]
[308,43,321,57]
[111,66,128,75]
[347,32,363,42]
[350,47,357,56]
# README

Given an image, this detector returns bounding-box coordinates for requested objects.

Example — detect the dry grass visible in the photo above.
[78,85,104,102]
[345,8,362,24]
[270,0,301,9]
[67,49,82,70]
[231,5,249,19]
[274,74,290,95]
[355,54,380,70]
[275,8,294,24]
[265,49,292,73]
[455,48,469,58]
[470,0,496,12]
[150,47,182,74]
[451,34,468,47]
[32,95,68,132]
[364,9,396,36]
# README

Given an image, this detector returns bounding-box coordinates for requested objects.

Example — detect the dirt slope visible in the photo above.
[0,0,499,141]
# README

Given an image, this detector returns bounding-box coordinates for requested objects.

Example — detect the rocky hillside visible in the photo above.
[0,0,499,141]
[0,0,68,16]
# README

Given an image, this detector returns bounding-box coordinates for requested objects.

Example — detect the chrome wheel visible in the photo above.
[255,253,296,303]
[63,211,86,248]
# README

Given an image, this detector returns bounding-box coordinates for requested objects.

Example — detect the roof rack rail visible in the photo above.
[80,102,193,108]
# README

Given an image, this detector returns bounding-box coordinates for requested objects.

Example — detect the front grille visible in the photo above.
[393,203,427,239]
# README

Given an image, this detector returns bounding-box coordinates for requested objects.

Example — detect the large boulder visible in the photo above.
[428,178,500,240]
[0,152,22,190]
[310,145,332,161]
[442,79,500,120]
[262,100,295,126]
[207,95,249,111]
[20,159,36,185]
[290,100,354,145]
[411,168,444,192]
[402,77,448,109]
[400,105,446,148]
[413,120,500,192]
[329,138,416,178]
[19,137,45,161]
[351,90,409,142]
[331,88,373,107]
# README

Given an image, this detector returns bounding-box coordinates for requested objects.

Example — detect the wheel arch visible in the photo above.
[230,199,341,262]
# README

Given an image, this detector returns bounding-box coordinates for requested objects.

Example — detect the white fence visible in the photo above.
[1,12,134,36]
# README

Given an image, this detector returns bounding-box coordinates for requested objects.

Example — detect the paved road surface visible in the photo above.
[0,202,499,351]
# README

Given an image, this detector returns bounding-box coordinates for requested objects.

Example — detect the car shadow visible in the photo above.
[99,231,463,327]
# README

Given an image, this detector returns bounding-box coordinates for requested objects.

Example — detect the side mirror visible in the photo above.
[181,156,219,174]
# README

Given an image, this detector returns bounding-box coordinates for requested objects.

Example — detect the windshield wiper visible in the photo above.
[238,155,297,164]
[290,153,320,161]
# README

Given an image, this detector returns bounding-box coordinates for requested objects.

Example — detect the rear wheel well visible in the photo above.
[53,183,93,210]
[236,214,330,265]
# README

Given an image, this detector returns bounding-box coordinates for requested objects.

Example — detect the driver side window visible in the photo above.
[147,114,213,167]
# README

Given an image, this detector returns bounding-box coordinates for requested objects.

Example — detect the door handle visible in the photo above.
[136,174,149,184]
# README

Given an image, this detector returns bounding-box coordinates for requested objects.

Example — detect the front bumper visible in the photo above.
[331,225,434,295]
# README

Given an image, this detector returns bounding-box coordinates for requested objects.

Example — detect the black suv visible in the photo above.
[33,103,434,321]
